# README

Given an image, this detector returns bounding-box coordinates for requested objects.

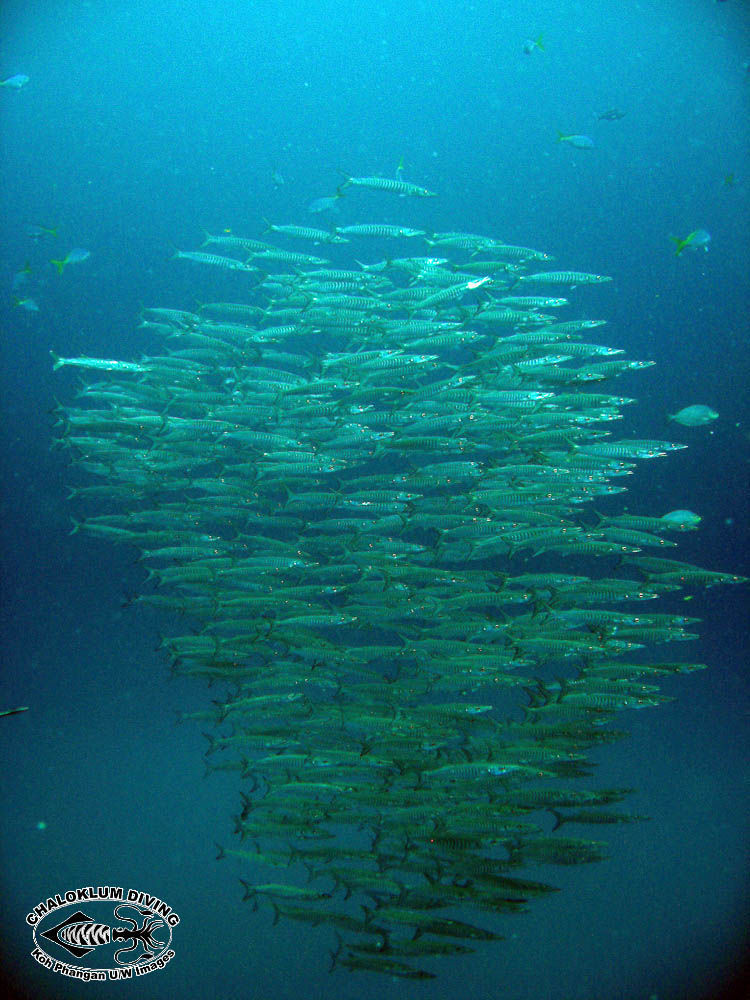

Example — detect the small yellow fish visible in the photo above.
[671,230,711,255]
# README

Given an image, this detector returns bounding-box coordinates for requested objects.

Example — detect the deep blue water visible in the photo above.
[1,2,748,998]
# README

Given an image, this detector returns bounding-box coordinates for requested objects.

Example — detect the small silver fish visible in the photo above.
[668,405,718,427]
[51,248,91,274]
[557,132,595,149]
[1,74,29,89]
[523,35,544,54]
[14,296,39,312]
[308,196,341,215]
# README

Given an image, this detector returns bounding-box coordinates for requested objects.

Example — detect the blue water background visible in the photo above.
[1,2,748,998]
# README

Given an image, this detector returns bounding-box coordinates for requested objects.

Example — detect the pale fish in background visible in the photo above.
[669,405,718,426]
[50,248,91,274]
[1,74,29,89]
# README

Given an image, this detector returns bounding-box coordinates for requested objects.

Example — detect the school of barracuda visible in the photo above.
[53,174,746,980]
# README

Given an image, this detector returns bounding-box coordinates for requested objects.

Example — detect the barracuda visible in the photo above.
[52,178,746,983]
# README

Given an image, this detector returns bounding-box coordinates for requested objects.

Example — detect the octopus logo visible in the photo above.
[28,887,178,980]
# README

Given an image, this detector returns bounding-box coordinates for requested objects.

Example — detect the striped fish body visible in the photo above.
[339,175,436,197]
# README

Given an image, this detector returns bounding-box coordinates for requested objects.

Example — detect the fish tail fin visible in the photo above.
[50,258,66,274]
[670,236,686,256]
[239,880,256,906]
[329,932,343,972]
[536,34,544,51]
[261,217,274,236]
[550,810,565,831]
[50,350,62,371]
[336,169,352,197]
